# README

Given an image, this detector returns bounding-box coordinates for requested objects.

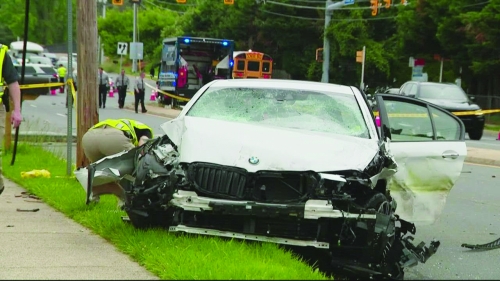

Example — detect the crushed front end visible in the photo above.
[75,135,440,279]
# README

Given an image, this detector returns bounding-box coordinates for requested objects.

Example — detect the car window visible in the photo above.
[408,84,418,96]
[400,84,411,95]
[40,66,57,75]
[418,84,468,102]
[187,87,370,138]
[15,66,36,75]
[429,107,461,140]
[384,100,434,141]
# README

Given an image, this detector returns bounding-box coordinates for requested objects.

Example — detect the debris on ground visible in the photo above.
[6,225,14,227]
[15,192,41,200]
[461,237,500,250]
[21,169,51,179]
[16,208,40,212]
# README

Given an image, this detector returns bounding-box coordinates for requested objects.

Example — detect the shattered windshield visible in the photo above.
[186,87,369,138]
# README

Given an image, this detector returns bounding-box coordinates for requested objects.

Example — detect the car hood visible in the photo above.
[161,116,379,173]
[419,98,480,111]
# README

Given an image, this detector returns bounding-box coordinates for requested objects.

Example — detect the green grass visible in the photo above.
[2,143,329,280]
[485,123,500,132]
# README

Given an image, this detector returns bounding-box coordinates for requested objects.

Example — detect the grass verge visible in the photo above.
[2,143,329,280]
[485,124,500,133]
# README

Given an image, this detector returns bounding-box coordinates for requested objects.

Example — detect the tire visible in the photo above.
[468,128,483,140]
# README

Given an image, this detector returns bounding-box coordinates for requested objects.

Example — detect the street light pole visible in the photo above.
[97,0,107,66]
[321,0,345,83]
[132,2,138,73]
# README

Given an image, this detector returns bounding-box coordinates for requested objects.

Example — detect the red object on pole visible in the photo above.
[414,58,426,67]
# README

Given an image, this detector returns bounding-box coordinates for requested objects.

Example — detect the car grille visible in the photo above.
[187,163,248,198]
[185,162,319,202]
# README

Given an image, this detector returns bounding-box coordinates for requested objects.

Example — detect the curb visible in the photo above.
[465,156,500,167]
[10,132,77,143]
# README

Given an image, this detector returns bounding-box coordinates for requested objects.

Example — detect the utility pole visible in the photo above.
[132,2,138,72]
[321,0,346,83]
[439,58,444,83]
[76,0,99,168]
[66,0,73,175]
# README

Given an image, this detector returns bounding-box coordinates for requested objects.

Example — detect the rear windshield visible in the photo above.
[40,67,57,75]
[14,66,36,75]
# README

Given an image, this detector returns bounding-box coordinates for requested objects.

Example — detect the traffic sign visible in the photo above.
[129,42,144,60]
[224,0,234,5]
[112,0,123,5]
[117,42,128,56]
[344,0,355,5]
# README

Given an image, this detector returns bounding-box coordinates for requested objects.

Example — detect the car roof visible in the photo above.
[209,79,355,95]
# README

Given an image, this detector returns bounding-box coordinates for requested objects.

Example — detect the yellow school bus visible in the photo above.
[214,50,273,79]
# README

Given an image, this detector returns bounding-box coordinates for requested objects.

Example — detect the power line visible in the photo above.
[261,9,396,21]
[154,0,197,6]
[265,0,408,10]
[261,10,323,20]
[143,0,186,13]
[460,1,490,8]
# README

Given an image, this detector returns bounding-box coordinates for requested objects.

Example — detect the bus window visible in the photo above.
[263,62,271,73]
[236,60,245,71]
[247,61,260,72]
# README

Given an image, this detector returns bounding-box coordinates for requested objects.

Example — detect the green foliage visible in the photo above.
[0,0,77,46]
[98,6,180,62]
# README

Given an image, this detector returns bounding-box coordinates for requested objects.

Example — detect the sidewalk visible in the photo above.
[466,146,500,167]
[0,179,158,280]
[123,102,181,119]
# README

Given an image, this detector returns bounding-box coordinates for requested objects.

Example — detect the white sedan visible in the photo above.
[75,79,467,279]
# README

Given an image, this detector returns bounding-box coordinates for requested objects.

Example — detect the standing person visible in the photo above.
[115,69,129,109]
[81,118,153,202]
[134,71,147,114]
[98,67,109,108]
[0,44,23,195]
[57,63,67,93]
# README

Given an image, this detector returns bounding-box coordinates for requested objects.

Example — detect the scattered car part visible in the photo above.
[462,237,500,250]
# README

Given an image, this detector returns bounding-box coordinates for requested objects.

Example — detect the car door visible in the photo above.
[376,94,466,226]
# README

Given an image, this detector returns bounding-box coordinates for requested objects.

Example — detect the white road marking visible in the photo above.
[30,104,37,108]
[56,113,66,117]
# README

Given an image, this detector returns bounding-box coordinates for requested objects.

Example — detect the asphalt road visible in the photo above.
[466,134,500,150]
[20,84,170,138]
[404,163,500,280]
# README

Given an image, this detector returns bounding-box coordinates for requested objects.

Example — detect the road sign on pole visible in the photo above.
[129,42,143,60]
[224,0,234,4]
[117,42,128,55]
[344,0,355,5]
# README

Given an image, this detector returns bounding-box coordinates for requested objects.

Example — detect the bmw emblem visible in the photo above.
[248,156,260,165]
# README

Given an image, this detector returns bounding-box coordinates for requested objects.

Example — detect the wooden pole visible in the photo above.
[76,0,99,168]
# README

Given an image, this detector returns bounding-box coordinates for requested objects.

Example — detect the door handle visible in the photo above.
[442,150,459,159]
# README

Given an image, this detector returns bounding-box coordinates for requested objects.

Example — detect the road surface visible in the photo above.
[405,163,500,280]
[21,87,169,138]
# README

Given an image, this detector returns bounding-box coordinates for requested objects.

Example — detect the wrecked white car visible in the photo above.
[75,79,467,279]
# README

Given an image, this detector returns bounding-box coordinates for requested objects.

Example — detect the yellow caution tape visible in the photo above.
[144,82,191,102]
[18,82,65,89]
[373,109,499,118]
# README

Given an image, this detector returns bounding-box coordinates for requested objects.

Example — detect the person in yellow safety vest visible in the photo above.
[57,64,67,93]
[82,118,153,163]
[82,118,153,203]
[0,44,23,196]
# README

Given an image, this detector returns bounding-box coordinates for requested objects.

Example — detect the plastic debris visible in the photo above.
[21,169,51,179]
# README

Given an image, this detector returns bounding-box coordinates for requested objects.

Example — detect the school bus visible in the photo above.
[215,50,273,79]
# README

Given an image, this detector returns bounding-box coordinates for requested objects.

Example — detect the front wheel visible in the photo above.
[468,128,483,140]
